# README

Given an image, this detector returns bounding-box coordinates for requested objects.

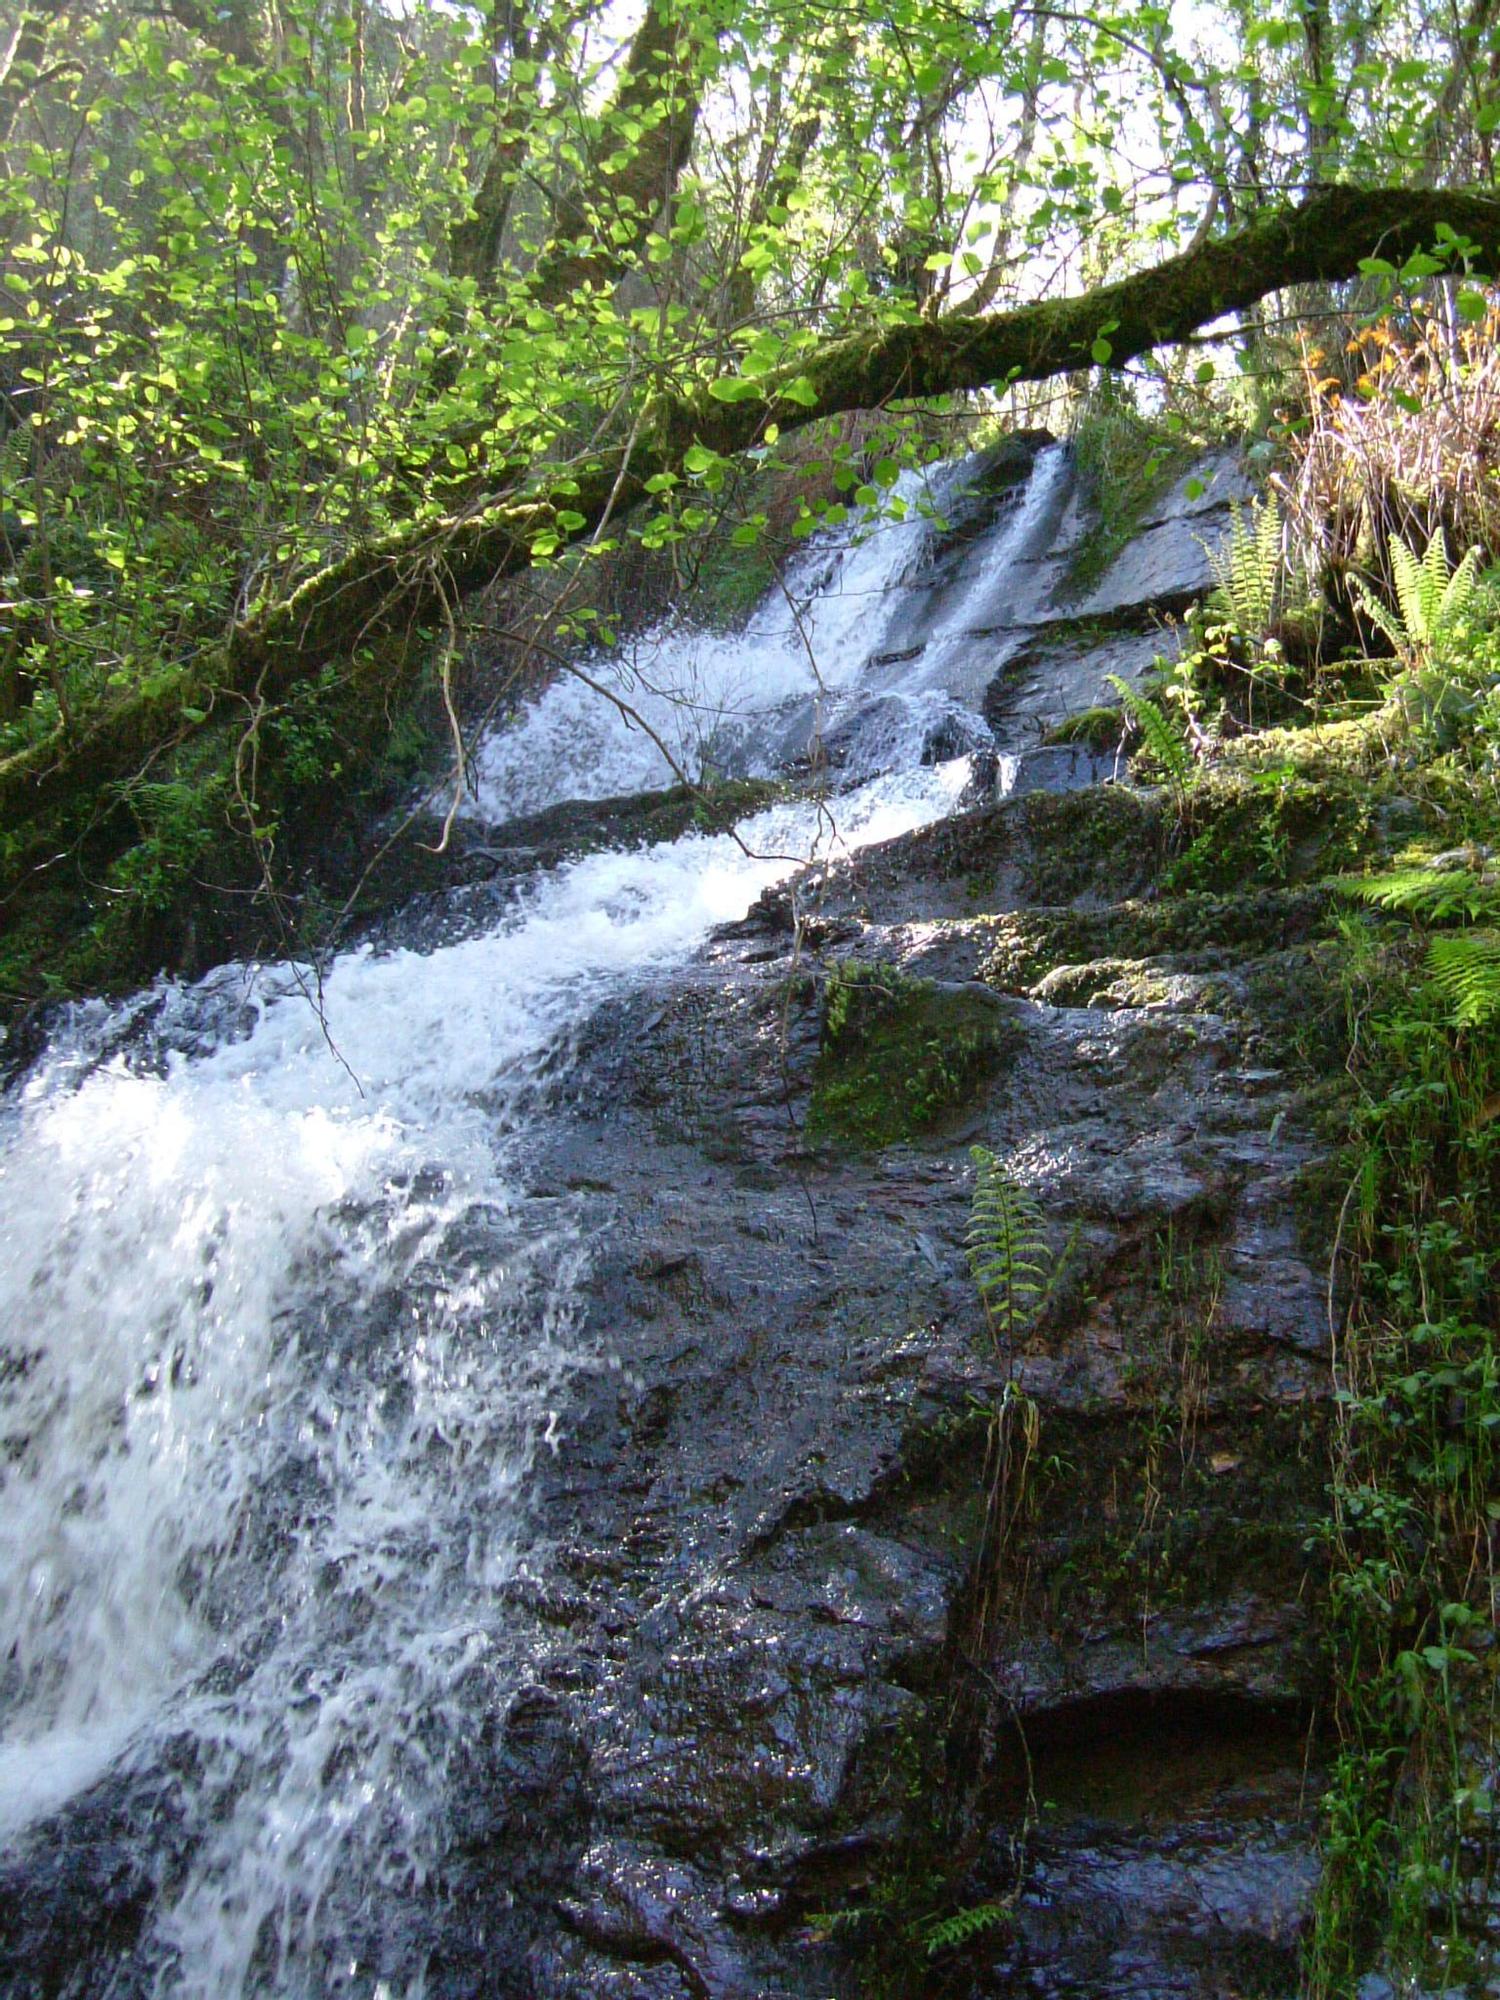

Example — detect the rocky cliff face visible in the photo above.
[499,767,1338,1998]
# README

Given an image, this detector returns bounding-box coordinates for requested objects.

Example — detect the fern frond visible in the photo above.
[924,1900,1011,1957]
[1359,531,1484,661]
[1427,929,1500,1026]
[967,1146,1053,1356]
[1389,531,1433,646]
[1207,495,1285,638]
[1351,574,1407,656]
[1106,674,1192,798]
[1334,868,1499,923]
[1442,545,1484,633]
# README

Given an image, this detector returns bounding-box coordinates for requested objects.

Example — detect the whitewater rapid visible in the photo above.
[0,445,1067,1994]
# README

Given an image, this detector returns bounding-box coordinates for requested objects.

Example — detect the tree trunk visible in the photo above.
[0,0,71,143]
[525,0,700,307]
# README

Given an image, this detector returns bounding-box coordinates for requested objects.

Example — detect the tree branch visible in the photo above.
[7,182,1500,834]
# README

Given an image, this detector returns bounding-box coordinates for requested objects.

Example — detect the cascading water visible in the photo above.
[0,444,1071,1996]
[467,443,1073,814]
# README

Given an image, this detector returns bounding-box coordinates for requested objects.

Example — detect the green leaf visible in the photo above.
[707,376,762,404]
[779,376,819,407]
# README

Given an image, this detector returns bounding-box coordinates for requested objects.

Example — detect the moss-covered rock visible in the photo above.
[1017,783,1167,905]
[0,662,450,1022]
[979,887,1331,991]
[808,961,1021,1149]
[1163,769,1372,894]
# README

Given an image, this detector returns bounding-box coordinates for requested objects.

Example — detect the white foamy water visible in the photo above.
[871,439,1075,701]
[0,444,1059,1996]
[465,453,1040,819]
[0,762,971,1993]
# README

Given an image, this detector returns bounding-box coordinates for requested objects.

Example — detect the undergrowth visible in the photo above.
[1307,895,1500,1994]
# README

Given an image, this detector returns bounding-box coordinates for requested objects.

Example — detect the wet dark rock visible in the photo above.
[806,692,993,779]
[983,626,1163,746]
[0,1765,195,1999]
[3,447,1342,2000]
[455,769,1339,1995]
[1003,743,1125,797]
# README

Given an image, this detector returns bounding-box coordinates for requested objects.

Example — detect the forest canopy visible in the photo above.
[2,0,1500,991]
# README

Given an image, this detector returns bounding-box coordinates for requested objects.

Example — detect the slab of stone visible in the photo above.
[984,625,1166,747]
[1075,508,1229,620]
[1141,448,1258,524]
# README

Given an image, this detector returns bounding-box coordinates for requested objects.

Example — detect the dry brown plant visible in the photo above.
[1276,298,1500,619]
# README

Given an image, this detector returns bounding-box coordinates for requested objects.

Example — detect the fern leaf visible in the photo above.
[1441,545,1483,631]
[1360,532,1483,661]
[924,1900,1011,1957]
[1334,868,1498,923]
[1106,674,1192,797]
[1427,929,1500,1026]
[1207,495,1284,637]
[1351,574,1407,657]
[967,1146,1053,1355]
[1389,531,1432,647]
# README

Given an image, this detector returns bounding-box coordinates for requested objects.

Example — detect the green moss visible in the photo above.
[980,887,1330,992]
[1058,396,1201,603]
[0,661,454,1021]
[1162,770,1371,895]
[808,961,1020,1149]
[1022,1395,1325,1639]
[1029,955,1179,1008]
[1017,783,1165,905]
[1216,706,1404,781]
[687,537,776,630]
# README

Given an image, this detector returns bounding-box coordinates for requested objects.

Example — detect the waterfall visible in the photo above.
[0,445,1070,1996]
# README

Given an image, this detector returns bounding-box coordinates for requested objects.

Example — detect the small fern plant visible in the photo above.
[1106,673,1194,808]
[1352,529,1483,670]
[923,1898,1011,1958]
[967,1146,1060,1360]
[1208,494,1287,640]
[1428,930,1500,1028]
[1336,857,1500,1027]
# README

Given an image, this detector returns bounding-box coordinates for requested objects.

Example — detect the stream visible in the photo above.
[0,444,1076,1996]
